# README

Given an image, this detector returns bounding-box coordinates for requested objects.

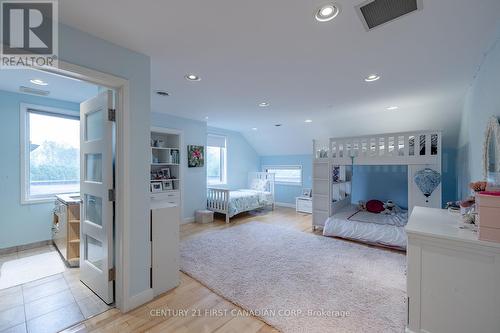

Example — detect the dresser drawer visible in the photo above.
[296,199,312,213]
[151,191,180,206]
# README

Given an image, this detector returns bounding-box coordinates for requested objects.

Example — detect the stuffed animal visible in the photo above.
[358,200,367,211]
[382,200,402,215]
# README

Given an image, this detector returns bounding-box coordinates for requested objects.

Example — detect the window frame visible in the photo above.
[20,103,80,204]
[206,134,227,186]
[263,165,303,186]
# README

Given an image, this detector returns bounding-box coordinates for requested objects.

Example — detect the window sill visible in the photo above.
[21,197,57,205]
[275,182,303,187]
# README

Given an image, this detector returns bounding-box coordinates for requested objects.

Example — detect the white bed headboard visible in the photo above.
[248,172,275,196]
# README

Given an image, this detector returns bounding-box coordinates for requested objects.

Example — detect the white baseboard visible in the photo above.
[123,288,154,312]
[183,216,195,224]
[274,202,295,209]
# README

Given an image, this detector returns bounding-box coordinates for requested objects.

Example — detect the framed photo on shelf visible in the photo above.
[151,182,162,193]
[163,181,173,191]
[161,168,171,179]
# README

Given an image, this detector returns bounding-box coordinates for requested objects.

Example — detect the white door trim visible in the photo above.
[34,61,134,312]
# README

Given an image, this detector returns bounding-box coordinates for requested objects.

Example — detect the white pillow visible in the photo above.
[250,178,269,191]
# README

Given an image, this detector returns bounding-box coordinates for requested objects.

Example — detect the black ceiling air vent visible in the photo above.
[356,0,421,30]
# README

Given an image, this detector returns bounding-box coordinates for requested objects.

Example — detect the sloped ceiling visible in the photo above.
[60,0,500,155]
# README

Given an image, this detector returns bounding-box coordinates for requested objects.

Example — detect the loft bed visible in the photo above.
[207,172,275,223]
[312,130,442,250]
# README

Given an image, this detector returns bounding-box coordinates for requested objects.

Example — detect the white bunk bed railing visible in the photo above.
[313,130,441,165]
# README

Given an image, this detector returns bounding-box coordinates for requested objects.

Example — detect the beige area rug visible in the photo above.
[180,222,407,333]
[0,251,65,290]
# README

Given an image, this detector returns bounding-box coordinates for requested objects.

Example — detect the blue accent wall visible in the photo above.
[351,165,408,209]
[207,127,260,190]
[0,90,79,249]
[458,27,500,198]
[260,155,312,205]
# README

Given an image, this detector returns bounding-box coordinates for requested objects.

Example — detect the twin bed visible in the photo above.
[322,204,408,250]
[207,172,275,223]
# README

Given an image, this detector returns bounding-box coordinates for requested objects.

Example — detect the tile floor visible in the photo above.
[0,245,111,333]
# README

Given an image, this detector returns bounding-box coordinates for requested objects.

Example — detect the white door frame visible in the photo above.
[34,61,131,311]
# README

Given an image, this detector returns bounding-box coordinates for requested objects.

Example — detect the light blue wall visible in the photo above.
[458,29,500,198]
[260,152,457,208]
[260,155,312,205]
[0,90,79,249]
[151,113,207,220]
[208,127,260,190]
[351,165,408,209]
[59,25,151,298]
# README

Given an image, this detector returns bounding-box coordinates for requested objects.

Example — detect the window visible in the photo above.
[263,165,302,186]
[207,134,227,185]
[21,104,80,203]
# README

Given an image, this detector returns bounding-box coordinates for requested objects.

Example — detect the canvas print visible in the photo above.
[188,145,204,167]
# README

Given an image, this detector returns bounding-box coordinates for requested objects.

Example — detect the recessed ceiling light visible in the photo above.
[30,79,48,86]
[185,74,201,81]
[364,74,380,82]
[252,127,258,131]
[259,102,270,107]
[305,119,313,123]
[155,90,169,96]
[386,106,399,110]
[205,116,209,120]
[315,3,340,22]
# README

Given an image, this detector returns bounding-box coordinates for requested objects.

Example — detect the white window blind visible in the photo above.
[207,134,226,148]
[263,165,302,185]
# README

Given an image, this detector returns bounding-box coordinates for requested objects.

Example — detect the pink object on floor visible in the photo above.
[477,193,500,243]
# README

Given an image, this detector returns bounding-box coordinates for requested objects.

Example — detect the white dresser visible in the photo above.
[406,207,500,333]
[296,196,312,214]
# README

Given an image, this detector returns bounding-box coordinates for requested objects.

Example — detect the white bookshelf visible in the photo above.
[150,129,181,198]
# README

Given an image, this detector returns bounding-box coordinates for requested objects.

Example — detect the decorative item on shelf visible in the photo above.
[302,188,312,197]
[332,166,340,183]
[171,150,180,164]
[163,181,173,191]
[413,168,441,203]
[188,145,204,167]
[154,139,165,148]
[161,168,171,179]
[151,182,162,193]
[470,181,487,193]
[152,155,159,164]
[319,148,328,158]
[459,197,476,226]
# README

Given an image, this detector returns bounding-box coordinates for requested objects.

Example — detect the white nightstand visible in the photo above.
[296,196,312,214]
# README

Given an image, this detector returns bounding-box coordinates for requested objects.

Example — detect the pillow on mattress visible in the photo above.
[366,200,384,213]
[250,178,269,191]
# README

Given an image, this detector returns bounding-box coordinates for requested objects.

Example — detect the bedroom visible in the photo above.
[0,1,499,333]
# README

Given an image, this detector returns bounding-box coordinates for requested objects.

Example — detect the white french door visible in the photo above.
[79,91,115,304]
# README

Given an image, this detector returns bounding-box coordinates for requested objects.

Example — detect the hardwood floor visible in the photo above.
[63,207,314,333]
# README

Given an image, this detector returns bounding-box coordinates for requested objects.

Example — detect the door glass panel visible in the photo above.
[84,194,102,226]
[85,235,103,271]
[85,109,103,142]
[85,153,102,183]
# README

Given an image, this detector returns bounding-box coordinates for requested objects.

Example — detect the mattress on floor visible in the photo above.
[323,205,408,250]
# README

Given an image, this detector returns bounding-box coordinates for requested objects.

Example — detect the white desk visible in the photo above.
[406,207,500,333]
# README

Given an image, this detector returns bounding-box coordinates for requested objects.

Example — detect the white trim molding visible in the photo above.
[274,202,296,209]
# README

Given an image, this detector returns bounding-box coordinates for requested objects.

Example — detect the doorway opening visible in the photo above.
[0,67,116,333]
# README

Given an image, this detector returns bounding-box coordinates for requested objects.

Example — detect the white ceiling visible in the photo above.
[59,0,500,155]
[0,68,99,103]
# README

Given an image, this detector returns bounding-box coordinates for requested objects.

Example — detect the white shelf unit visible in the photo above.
[150,129,181,201]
